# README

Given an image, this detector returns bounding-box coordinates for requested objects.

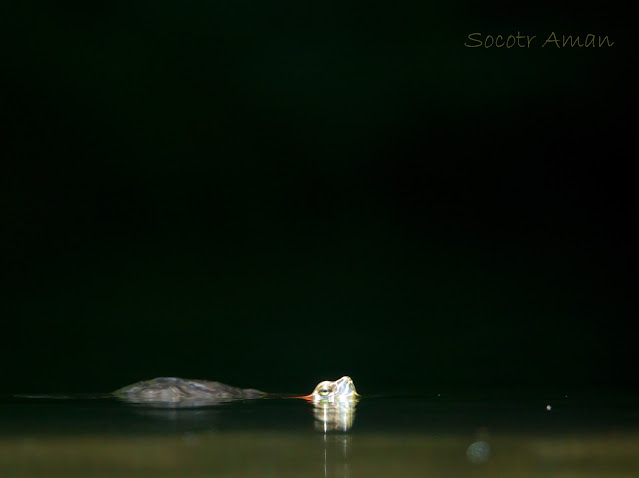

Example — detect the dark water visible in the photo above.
[1,390,638,477]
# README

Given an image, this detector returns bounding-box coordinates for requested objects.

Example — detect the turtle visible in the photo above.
[113,375,359,407]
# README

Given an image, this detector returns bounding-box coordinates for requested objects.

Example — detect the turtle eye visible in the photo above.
[318,387,331,396]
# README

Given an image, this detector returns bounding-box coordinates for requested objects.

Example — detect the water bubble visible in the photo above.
[466,440,490,464]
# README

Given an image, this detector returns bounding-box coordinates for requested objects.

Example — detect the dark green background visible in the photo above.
[2,2,635,394]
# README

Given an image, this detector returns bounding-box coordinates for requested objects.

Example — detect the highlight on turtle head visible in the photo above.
[302,376,359,403]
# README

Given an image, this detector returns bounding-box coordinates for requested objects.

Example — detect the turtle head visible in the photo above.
[310,376,359,402]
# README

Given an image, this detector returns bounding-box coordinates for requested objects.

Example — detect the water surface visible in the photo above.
[1,390,638,477]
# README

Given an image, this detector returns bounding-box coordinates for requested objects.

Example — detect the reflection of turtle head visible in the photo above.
[310,376,359,402]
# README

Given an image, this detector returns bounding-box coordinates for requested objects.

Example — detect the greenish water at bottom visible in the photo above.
[1,391,638,477]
